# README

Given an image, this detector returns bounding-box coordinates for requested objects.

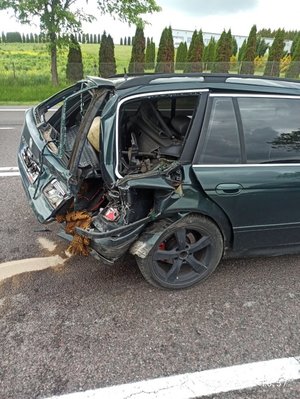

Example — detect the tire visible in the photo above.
[136,215,223,290]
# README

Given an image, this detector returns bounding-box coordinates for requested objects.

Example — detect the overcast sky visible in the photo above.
[0,0,299,43]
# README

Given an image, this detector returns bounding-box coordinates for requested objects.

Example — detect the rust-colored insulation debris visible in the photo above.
[56,211,92,256]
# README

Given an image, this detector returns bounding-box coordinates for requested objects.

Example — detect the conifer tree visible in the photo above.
[66,34,83,82]
[213,30,231,73]
[232,36,238,56]
[290,32,300,57]
[184,29,204,72]
[198,30,204,71]
[145,38,155,69]
[226,29,233,68]
[128,25,145,73]
[238,39,246,62]
[203,37,216,70]
[155,26,174,73]
[6,31,22,42]
[255,37,268,57]
[99,31,116,78]
[264,28,285,77]
[240,25,257,75]
[285,37,300,78]
[175,42,187,70]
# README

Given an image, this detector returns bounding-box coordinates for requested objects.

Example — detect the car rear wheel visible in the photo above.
[136,215,224,289]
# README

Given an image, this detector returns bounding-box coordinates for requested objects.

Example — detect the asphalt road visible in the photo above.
[0,107,299,399]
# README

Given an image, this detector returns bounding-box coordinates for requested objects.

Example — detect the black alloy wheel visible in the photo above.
[136,215,223,289]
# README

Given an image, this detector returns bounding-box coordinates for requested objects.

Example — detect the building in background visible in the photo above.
[172,28,292,52]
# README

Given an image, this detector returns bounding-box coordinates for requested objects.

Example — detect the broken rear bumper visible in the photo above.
[75,216,152,262]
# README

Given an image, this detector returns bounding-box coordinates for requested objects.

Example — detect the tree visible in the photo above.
[145,38,155,69]
[256,36,269,57]
[290,32,300,57]
[155,26,174,73]
[128,25,145,73]
[0,0,160,85]
[175,42,187,70]
[203,37,216,70]
[6,31,22,42]
[232,36,238,56]
[213,29,232,73]
[66,34,83,82]
[97,0,160,25]
[238,39,246,62]
[264,28,285,77]
[0,1,93,85]
[99,32,116,78]
[184,29,204,73]
[285,38,300,79]
[240,25,257,75]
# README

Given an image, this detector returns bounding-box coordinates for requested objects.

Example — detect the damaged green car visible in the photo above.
[18,73,300,289]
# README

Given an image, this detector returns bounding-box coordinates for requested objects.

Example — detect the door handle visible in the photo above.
[216,183,243,195]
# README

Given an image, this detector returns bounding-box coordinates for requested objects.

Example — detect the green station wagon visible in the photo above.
[18,73,300,289]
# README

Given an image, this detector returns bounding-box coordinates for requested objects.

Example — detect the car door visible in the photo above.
[192,94,300,252]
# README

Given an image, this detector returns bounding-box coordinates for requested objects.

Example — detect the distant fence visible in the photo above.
[0,61,299,84]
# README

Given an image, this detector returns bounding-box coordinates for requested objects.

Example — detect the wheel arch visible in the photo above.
[130,208,233,261]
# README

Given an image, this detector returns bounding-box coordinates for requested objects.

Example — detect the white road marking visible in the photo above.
[45,356,300,399]
[0,166,20,177]
[0,172,20,177]
[0,127,14,130]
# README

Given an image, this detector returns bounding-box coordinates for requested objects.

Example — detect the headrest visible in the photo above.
[87,116,101,151]
[171,116,190,136]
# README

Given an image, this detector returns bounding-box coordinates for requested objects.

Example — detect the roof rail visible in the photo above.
[110,72,300,90]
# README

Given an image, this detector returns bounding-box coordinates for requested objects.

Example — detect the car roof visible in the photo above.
[87,73,300,97]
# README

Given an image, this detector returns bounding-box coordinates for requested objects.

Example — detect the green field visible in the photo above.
[0,42,292,104]
[0,43,132,104]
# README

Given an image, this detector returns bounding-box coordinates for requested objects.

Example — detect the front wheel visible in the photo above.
[136,215,224,289]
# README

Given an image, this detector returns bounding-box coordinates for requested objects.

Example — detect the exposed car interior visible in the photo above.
[118,94,198,175]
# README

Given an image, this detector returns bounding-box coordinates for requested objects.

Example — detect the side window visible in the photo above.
[200,97,241,164]
[118,93,200,175]
[238,97,300,163]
